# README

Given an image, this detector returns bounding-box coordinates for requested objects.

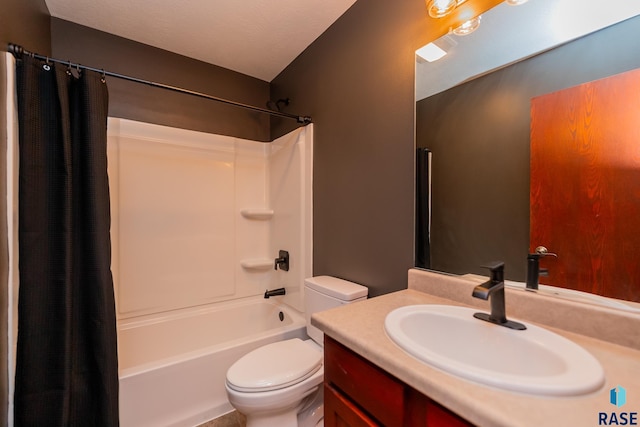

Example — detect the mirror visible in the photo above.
[415,0,640,307]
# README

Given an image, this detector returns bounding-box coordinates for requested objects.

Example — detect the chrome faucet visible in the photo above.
[472,262,526,330]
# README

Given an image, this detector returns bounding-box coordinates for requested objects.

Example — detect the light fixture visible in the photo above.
[452,15,482,36]
[426,0,468,18]
[505,0,529,5]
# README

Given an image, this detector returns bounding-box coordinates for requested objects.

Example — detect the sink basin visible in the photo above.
[384,305,605,396]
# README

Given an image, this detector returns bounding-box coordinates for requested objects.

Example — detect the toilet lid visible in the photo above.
[226,338,322,392]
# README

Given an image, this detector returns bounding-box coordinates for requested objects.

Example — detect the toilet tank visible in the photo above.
[304,276,368,345]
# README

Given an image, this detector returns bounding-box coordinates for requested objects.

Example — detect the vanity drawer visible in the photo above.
[324,383,378,427]
[324,336,404,426]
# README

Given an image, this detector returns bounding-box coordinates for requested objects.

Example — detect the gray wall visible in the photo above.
[271,0,432,297]
[17,0,502,301]
[3,0,438,420]
[0,0,51,56]
[1,0,51,423]
[417,16,640,281]
[51,19,272,141]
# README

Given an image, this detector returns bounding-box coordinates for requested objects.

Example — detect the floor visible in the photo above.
[197,411,246,427]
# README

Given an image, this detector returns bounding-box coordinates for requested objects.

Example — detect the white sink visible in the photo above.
[384,305,605,396]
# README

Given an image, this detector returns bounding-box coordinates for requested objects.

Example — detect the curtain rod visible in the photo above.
[7,43,312,124]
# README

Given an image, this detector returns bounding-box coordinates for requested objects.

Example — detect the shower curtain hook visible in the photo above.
[66,60,72,76]
[43,57,51,71]
[101,69,106,83]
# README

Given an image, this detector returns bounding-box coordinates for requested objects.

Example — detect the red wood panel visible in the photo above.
[530,68,640,302]
[324,384,380,427]
[324,337,475,427]
[425,401,474,427]
[324,337,405,426]
[404,388,474,427]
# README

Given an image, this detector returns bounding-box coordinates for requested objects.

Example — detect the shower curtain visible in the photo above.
[14,55,119,425]
[415,148,431,269]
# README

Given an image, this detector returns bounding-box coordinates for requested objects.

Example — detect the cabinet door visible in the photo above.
[406,389,474,427]
[324,337,474,427]
[325,337,405,425]
[426,401,474,427]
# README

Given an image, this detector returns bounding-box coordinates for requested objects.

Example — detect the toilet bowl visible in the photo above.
[225,276,368,427]
[225,339,324,427]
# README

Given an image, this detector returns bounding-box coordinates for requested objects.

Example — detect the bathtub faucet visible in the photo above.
[264,288,286,299]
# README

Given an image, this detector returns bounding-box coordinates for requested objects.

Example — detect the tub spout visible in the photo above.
[264,288,286,298]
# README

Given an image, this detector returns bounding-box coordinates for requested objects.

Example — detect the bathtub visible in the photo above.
[118,297,307,427]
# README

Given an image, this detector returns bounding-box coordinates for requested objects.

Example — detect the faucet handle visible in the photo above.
[274,250,289,271]
[481,261,504,283]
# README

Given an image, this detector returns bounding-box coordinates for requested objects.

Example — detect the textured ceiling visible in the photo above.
[44,0,357,82]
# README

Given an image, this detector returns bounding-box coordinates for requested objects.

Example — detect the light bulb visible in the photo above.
[452,15,482,36]
[427,0,458,18]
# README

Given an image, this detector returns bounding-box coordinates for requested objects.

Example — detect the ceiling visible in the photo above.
[44,0,357,82]
[416,0,640,100]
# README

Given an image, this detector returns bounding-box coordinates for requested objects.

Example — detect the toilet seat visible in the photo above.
[226,338,322,393]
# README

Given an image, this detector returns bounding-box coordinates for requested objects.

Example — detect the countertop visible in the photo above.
[312,269,640,427]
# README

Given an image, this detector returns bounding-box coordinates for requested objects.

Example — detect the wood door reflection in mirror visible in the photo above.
[530,68,640,302]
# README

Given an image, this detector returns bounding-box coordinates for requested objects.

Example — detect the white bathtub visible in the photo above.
[118,297,307,427]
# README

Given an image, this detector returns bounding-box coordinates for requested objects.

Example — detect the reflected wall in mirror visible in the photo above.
[415,1,640,303]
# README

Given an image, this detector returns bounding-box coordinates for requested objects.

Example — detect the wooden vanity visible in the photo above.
[324,336,472,426]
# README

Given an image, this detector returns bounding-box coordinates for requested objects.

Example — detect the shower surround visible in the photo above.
[107,118,313,425]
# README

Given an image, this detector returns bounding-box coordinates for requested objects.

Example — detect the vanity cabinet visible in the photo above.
[324,336,473,427]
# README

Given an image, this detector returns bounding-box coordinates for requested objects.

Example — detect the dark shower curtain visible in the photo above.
[416,148,431,269]
[14,55,119,425]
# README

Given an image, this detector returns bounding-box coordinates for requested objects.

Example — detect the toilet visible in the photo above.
[225,276,368,427]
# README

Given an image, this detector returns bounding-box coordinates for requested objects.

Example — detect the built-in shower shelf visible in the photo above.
[240,209,274,220]
[240,259,273,271]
